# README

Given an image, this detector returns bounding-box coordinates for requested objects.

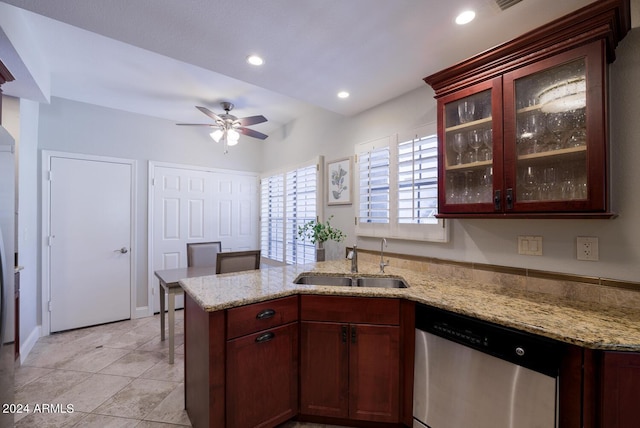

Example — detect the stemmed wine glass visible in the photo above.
[546,113,570,150]
[451,132,467,165]
[468,129,483,164]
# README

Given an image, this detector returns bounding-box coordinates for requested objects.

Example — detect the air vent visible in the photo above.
[495,0,522,10]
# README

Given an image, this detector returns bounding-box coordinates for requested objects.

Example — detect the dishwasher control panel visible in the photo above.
[431,321,489,347]
[416,304,564,377]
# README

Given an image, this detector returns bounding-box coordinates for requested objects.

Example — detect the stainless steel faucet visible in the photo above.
[351,244,358,273]
[379,238,389,273]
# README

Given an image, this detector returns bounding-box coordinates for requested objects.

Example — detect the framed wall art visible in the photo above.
[327,157,352,205]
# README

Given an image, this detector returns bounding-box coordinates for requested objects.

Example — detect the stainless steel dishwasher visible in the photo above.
[413,303,563,428]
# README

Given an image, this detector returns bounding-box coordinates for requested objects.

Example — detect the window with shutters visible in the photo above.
[355,126,448,242]
[261,158,322,264]
[397,134,438,224]
[260,175,285,262]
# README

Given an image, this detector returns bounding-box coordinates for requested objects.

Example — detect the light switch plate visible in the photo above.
[518,236,543,256]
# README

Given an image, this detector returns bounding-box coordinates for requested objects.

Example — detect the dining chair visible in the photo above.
[187,241,222,267]
[216,250,261,274]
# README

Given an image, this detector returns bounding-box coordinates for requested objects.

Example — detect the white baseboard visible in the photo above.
[135,306,152,319]
[20,325,41,365]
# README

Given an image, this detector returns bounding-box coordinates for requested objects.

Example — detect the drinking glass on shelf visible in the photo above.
[541,166,558,200]
[479,167,493,201]
[560,168,577,200]
[482,129,493,161]
[521,166,538,201]
[468,129,483,163]
[451,132,467,165]
[447,173,464,204]
[462,171,475,203]
[546,113,571,150]
[519,112,546,155]
[458,100,476,124]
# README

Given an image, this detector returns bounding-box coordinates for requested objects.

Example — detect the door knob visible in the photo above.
[115,247,128,254]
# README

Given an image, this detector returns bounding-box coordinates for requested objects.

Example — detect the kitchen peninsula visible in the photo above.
[180,260,640,428]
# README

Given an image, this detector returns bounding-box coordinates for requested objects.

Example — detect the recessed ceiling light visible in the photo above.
[246,55,264,66]
[455,10,476,25]
[337,91,350,99]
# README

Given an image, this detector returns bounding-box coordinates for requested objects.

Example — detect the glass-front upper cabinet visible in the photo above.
[436,39,610,217]
[503,41,607,214]
[438,77,503,214]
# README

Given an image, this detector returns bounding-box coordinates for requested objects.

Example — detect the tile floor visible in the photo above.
[14,310,345,428]
[15,311,188,427]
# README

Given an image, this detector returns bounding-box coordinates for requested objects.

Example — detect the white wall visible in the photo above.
[262,28,640,283]
[36,97,264,310]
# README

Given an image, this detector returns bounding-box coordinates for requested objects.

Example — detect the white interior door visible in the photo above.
[213,172,259,252]
[48,156,132,332]
[152,166,215,311]
[150,164,259,313]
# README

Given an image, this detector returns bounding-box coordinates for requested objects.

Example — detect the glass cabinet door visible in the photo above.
[440,78,501,213]
[503,41,607,213]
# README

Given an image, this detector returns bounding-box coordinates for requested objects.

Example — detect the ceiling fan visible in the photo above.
[177,102,268,153]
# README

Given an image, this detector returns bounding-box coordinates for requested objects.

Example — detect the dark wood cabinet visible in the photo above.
[226,322,298,428]
[348,323,400,422]
[425,0,630,218]
[185,294,299,428]
[299,296,402,424]
[300,321,349,418]
[600,351,640,427]
[558,345,640,428]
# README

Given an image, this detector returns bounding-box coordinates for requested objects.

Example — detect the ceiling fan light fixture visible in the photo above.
[210,129,224,142]
[227,129,240,146]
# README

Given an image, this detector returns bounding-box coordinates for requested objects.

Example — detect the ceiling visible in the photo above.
[0,0,636,136]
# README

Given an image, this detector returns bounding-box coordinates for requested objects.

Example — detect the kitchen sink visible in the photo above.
[355,277,408,288]
[293,275,354,286]
[293,274,408,288]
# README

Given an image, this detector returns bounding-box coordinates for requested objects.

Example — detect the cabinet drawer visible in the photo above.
[227,296,299,339]
[301,296,399,325]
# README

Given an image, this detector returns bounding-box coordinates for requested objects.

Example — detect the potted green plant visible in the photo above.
[297,215,345,261]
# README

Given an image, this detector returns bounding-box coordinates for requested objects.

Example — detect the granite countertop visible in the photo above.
[179,260,640,352]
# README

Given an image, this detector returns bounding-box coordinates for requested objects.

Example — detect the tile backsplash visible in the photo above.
[353,249,640,311]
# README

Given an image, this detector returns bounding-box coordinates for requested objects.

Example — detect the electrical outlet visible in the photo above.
[577,236,599,261]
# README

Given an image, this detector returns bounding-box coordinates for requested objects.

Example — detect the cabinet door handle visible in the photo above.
[494,190,501,210]
[341,325,347,343]
[255,332,275,343]
[256,309,276,320]
[506,188,513,210]
[351,325,357,344]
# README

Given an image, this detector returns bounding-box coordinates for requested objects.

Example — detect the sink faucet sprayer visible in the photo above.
[380,238,389,273]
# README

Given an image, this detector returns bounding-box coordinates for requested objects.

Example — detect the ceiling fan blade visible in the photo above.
[239,127,268,140]
[237,115,267,126]
[196,106,223,122]
[176,123,216,126]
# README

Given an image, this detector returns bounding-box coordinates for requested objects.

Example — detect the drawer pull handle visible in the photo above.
[255,332,275,343]
[341,325,347,343]
[351,325,357,344]
[256,309,276,320]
